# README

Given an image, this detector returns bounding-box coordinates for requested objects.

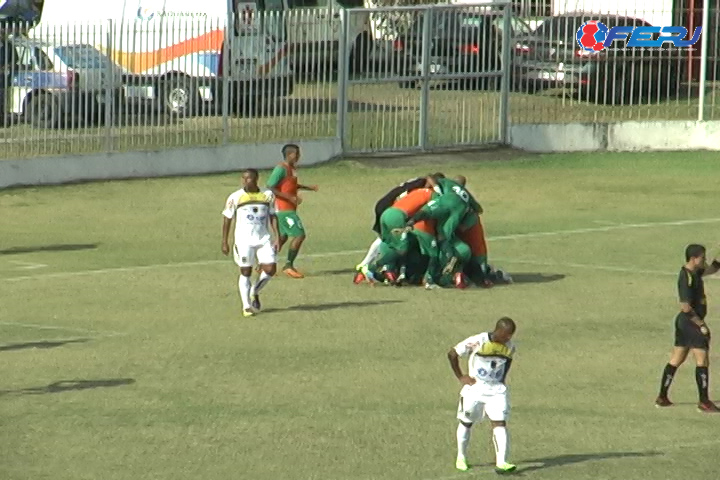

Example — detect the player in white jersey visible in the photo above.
[221,169,280,317]
[447,317,517,474]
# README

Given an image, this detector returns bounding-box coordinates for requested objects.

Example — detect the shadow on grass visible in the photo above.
[0,338,89,352]
[1,244,98,255]
[0,378,135,397]
[262,299,403,314]
[315,267,359,276]
[517,451,662,474]
[497,273,566,285]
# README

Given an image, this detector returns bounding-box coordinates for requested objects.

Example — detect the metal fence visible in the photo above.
[1,2,718,160]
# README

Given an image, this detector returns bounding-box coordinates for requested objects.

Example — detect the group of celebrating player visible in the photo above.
[352,173,512,289]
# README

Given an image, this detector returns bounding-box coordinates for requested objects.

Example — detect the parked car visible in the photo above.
[513,12,682,104]
[393,9,532,89]
[1,36,124,128]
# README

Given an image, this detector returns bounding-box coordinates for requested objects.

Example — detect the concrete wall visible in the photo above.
[510,120,720,153]
[0,138,342,189]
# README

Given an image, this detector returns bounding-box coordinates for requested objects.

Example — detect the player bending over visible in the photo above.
[355,173,444,270]
[266,144,318,279]
[448,317,518,474]
[656,244,720,412]
[222,169,280,318]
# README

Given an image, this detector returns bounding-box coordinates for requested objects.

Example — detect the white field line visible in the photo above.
[3,216,720,284]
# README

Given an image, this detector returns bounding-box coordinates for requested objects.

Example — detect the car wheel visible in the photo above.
[27,94,59,129]
[162,76,196,116]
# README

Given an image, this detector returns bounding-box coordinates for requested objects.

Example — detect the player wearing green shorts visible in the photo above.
[266,144,318,279]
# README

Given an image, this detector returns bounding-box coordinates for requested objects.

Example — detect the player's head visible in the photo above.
[242,168,259,190]
[685,244,707,269]
[454,175,467,186]
[431,172,445,180]
[492,317,516,344]
[282,144,300,165]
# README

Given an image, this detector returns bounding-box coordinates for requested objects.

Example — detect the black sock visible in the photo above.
[659,364,678,398]
[696,366,710,403]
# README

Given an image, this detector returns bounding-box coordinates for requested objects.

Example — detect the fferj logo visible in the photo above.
[576,21,702,51]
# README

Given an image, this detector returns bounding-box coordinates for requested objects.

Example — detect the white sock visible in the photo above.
[359,238,382,266]
[456,423,471,459]
[252,271,272,297]
[238,275,252,310]
[492,426,509,466]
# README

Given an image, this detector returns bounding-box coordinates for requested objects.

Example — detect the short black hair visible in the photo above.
[685,244,706,262]
[244,168,259,179]
[431,172,445,180]
[282,144,299,157]
[495,316,516,333]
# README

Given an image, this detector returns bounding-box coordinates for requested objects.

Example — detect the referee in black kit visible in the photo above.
[354,173,445,271]
[656,244,720,412]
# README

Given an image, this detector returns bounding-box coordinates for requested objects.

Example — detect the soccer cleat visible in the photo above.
[242,309,255,318]
[698,401,720,413]
[353,271,365,284]
[455,456,469,471]
[454,272,468,289]
[655,396,673,408]
[424,282,440,290]
[495,463,517,475]
[384,270,398,285]
[252,295,261,312]
[283,266,305,279]
[496,269,513,284]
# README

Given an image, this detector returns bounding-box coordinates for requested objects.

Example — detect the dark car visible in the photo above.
[394,9,532,89]
[513,13,682,104]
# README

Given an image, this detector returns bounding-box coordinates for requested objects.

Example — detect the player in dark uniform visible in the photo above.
[354,173,444,278]
[656,244,720,412]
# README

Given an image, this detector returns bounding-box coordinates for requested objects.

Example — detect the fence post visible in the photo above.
[104,19,113,152]
[697,4,710,122]
[336,8,349,151]
[499,2,512,144]
[221,15,232,144]
[418,7,432,151]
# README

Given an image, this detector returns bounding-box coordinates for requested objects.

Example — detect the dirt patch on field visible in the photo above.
[340,147,530,169]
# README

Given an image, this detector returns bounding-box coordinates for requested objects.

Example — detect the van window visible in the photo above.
[54,45,106,69]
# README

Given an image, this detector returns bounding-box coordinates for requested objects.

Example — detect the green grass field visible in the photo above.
[2,151,720,480]
[2,81,718,159]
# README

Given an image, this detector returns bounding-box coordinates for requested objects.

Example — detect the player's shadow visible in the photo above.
[0,244,98,255]
[0,378,135,397]
[517,451,662,473]
[315,267,359,275]
[0,338,89,352]
[497,273,565,285]
[262,300,403,313]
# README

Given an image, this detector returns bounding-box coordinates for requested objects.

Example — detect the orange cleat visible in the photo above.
[283,267,305,279]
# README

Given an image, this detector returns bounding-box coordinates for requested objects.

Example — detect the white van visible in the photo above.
[28,0,293,116]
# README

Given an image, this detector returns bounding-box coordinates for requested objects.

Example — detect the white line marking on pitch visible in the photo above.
[8,260,48,270]
[3,217,720,283]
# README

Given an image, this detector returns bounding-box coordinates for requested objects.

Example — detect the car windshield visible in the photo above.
[53,45,107,69]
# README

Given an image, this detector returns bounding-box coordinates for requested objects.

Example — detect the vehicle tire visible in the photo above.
[161,76,196,117]
[27,94,59,129]
[349,33,372,75]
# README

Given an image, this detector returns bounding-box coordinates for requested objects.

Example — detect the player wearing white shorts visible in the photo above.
[447,317,517,474]
[221,169,280,317]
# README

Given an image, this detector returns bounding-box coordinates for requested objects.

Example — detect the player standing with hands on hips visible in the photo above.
[448,317,518,474]
[656,244,720,412]
[221,169,280,318]
[266,144,318,279]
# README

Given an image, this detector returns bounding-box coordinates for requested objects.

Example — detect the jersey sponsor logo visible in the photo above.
[474,342,513,359]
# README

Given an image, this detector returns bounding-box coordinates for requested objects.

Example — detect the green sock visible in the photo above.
[287,248,299,267]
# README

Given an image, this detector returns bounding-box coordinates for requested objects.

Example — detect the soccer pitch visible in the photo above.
[2,150,720,480]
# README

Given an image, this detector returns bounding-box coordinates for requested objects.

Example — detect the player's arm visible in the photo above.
[467,191,483,214]
[298,183,318,192]
[221,199,235,255]
[408,199,449,226]
[266,166,296,204]
[702,259,720,276]
[678,273,704,327]
[447,348,475,386]
[269,214,280,251]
